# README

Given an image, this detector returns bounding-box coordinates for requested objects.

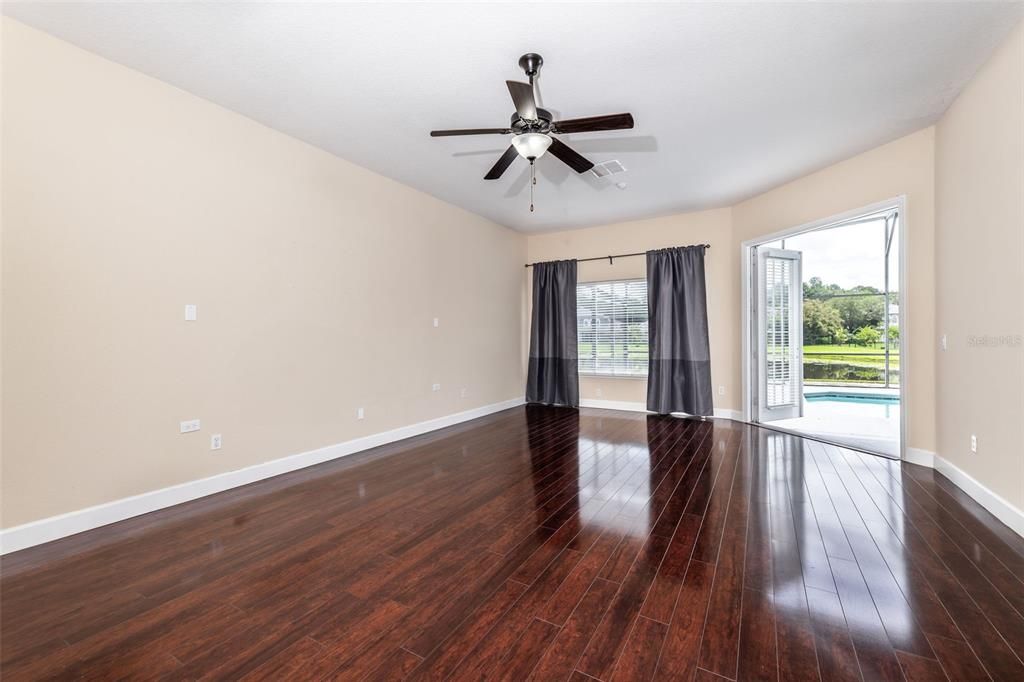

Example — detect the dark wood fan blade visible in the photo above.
[430,128,511,137]
[484,146,519,180]
[547,137,594,174]
[506,81,538,121]
[552,113,634,134]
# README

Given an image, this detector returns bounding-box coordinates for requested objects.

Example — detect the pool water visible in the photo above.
[806,392,899,406]
[803,391,901,422]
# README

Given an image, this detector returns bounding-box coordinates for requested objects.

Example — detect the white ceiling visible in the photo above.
[5,2,1022,233]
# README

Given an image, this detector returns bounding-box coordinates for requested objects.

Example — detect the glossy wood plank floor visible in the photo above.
[3,406,1024,681]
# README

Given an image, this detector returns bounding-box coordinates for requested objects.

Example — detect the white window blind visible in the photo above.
[577,279,649,376]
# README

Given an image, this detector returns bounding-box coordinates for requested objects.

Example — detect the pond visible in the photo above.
[804,360,900,385]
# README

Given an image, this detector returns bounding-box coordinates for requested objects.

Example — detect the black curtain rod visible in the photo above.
[524,244,710,268]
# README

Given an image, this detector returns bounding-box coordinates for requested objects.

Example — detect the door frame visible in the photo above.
[740,196,908,460]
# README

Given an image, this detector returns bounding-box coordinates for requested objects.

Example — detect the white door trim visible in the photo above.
[740,196,908,460]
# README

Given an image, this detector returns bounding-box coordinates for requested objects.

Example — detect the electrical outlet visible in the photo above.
[433,317,439,328]
[941,334,948,351]
[184,304,197,321]
[180,419,200,433]
[356,407,364,420]
[718,385,726,396]
[595,387,603,397]
[432,383,441,392]
[460,388,467,399]
[970,434,977,453]
[210,434,222,450]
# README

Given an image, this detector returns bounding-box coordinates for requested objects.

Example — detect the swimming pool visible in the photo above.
[798,387,897,430]
[805,391,899,406]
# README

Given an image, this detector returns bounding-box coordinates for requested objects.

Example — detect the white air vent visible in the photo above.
[590,160,627,178]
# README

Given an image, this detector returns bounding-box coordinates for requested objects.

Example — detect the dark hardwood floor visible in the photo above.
[2,406,1023,680]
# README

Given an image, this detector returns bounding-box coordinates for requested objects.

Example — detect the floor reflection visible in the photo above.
[523,409,733,541]
[519,405,982,674]
[759,429,918,654]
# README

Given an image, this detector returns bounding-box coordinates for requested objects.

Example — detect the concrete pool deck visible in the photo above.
[769,385,901,457]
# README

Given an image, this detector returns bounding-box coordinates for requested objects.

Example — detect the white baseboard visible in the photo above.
[0,398,524,555]
[579,398,647,412]
[579,398,742,422]
[932,453,1024,538]
[904,447,936,467]
[900,446,1022,537]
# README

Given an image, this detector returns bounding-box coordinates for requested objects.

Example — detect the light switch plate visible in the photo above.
[185,304,197,321]
[180,419,200,433]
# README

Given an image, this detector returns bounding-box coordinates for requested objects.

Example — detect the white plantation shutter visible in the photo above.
[756,246,803,422]
[764,257,794,407]
[577,279,649,376]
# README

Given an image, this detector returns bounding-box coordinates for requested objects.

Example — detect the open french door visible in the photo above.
[756,247,803,422]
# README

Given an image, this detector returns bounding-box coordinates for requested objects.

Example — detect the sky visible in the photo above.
[765,217,900,290]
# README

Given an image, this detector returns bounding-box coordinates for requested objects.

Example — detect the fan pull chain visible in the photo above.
[530,161,536,212]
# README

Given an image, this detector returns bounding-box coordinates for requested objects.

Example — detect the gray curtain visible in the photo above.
[526,260,579,407]
[646,246,714,416]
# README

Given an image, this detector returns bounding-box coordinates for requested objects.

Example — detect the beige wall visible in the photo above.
[0,20,526,528]
[935,22,1023,509]
[733,127,937,453]
[526,209,737,411]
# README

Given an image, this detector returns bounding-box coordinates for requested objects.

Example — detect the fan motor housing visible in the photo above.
[511,108,553,134]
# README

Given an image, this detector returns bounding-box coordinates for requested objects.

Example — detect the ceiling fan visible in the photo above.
[430,53,634,186]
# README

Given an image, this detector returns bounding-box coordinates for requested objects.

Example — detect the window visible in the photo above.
[577,279,649,376]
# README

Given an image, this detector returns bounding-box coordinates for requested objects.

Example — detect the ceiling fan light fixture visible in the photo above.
[430,54,632,187]
[511,133,552,161]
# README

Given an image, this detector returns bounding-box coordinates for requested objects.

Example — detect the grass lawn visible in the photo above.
[577,342,897,370]
[804,344,900,368]
[579,342,648,357]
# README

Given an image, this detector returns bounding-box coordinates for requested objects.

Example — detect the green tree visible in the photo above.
[831,289,885,332]
[803,277,843,301]
[885,325,900,347]
[854,326,881,346]
[803,299,844,344]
